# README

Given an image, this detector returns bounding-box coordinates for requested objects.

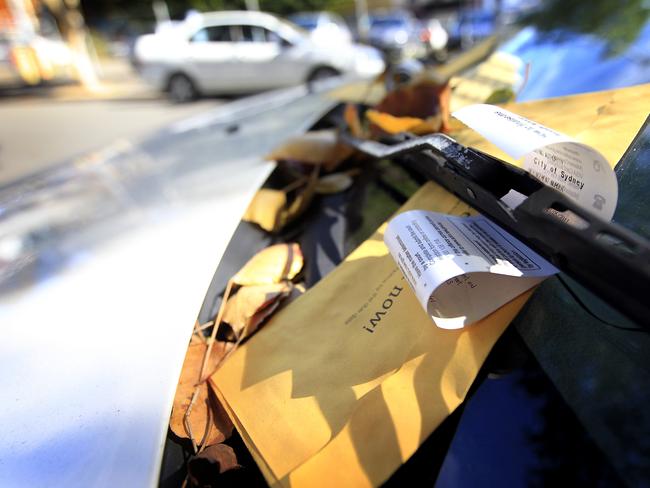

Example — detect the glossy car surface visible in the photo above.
[2,1,648,486]
[0,83,344,487]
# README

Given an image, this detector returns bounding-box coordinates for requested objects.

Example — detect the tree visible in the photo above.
[43,0,100,90]
[81,0,357,22]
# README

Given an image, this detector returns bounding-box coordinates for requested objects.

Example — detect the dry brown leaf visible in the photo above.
[315,173,353,194]
[232,243,303,286]
[410,114,444,135]
[366,110,426,135]
[169,335,234,446]
[375,80,451,133]
[243,169,318,233]
[222,282,292,340]
[242,189,286,233]
[281,166,319,228]
[366,109,443,136]
[266,129,354,171]
[344,103,364,138]
[187,443,240,486]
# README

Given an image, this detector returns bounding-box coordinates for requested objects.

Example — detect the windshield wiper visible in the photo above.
[341,128,650,328]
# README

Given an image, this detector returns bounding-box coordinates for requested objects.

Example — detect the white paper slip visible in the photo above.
[384,210,558,329]
[453,104,618,220]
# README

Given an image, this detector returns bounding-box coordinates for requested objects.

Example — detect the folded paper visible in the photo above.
[453,104,618,219]
[212,181,536,488]
[384,210,557,329]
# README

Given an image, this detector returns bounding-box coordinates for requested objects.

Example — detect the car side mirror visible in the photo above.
[280,38,294,49]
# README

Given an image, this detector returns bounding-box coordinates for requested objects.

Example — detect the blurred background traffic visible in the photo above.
[2,4,650,487]
[0,0,534,96]
[0,0,649,183]
[0,0,539,101]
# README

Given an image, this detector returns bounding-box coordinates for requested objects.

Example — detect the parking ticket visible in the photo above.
[453,104,619,220]
[384,210,558,329]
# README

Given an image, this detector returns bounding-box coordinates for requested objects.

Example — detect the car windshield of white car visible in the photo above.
[191,25,231,43]
[237,25,272,43]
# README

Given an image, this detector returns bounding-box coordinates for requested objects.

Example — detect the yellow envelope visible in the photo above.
[453,83,650,170]
[212,180,534,487]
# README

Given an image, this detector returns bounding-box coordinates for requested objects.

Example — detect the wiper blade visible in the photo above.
[341,130,650,328]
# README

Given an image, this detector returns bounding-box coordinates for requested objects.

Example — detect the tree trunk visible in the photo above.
[43,0,100,90]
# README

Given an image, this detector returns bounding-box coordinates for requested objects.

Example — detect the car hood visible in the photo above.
[0,84,340,487]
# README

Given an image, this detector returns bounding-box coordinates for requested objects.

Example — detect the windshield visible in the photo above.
[370,17,408,29]
[502,0,650,100]
[289,15,319,30]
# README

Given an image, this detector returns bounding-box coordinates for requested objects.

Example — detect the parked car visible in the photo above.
[448,9,498,49]
[289,11,353,45]
[420,17,449,62]
[367,10,425,61]
[133,10,384,102]
[3,1,648,486]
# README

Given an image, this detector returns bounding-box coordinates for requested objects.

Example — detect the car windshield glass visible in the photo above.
[501,0,650,100]
[190,25,231,43]
[291,17,318,30]
[461,10,494,22]
[370,18,407,28]
[238,25,267,43]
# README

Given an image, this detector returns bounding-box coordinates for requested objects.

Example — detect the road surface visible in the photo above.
[0,97,223,186]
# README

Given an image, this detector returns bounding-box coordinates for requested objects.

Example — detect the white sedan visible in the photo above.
[134,10,385,102]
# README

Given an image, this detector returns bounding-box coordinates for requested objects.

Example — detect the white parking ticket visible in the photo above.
[453,104,618,220]
[384,210,558,329]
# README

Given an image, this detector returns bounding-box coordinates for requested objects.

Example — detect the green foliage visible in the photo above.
[258,0,354,16]
[186,0,243,13]
[82,0,356,22]
[185,0,355,15]
[522,0,650,55]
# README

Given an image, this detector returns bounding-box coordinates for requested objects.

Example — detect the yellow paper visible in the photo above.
[212,181,533,487]
[212,83,650,487]
[452,83,650,170]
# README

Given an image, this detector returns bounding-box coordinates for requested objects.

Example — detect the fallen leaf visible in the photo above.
[187,443,240,486]
[222,283,292,340]
[266,129,354,171]
[281,166,319,227]
[375,80,451,133]
[315,173,354,194]
[484,87,516,104]
[410,115,444,135]
[366,110,427,134]
[242,189,286,232]
[243,169,318,233]
[232,243,303,286]
[169,335,234,446]
[344,103,364,138]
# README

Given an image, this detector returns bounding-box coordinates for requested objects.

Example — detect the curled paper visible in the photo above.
[384,210,558,329]
[453,104,618,220]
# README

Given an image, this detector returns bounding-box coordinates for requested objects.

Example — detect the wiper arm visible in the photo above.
[341,130,650,328]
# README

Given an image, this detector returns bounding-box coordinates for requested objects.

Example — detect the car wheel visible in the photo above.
[168,74,197,103]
